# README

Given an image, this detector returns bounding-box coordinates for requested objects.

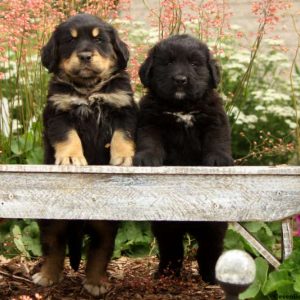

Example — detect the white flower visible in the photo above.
[231,24,242,31]
[285,119,297,129]
[255,105,265,111]
[225,62,247,71]
[260,116,267,122]
[28,116,37,131]
[229,108,258,124]
[11,119,22,132]
[265,39,284,46]
[267,105,296,118]
[252,89,290,102]
[230,50,251,64]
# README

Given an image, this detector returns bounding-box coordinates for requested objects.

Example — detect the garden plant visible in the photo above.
[0,0,299,299]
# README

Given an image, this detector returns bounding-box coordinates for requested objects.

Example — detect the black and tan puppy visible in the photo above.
[134,34,233,283]
[33,14,137,296]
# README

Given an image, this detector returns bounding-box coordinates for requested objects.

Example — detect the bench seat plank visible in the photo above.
[0,165,299,221]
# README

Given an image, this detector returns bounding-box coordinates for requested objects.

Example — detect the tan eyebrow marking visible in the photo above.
[70,28,78,38]
[92,27,100,37]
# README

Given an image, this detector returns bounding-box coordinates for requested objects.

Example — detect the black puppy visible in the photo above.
[33,14,137,296]
[134,34,233,283]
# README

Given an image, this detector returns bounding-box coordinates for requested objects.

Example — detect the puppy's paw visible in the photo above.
[32,271,63,287]
[202,152,233,166]
[110,130,135,166]
[55,155,88,166]
[134,151,163,166]
[54,130,87,166]
[110,155,133,166]
[83,278,111,296]
[201,272,216,284]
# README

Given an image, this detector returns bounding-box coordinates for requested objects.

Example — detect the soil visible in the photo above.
[0,256,225,300]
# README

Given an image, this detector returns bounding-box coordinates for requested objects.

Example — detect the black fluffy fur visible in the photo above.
[134,34,233,283]
[40,14,137,273]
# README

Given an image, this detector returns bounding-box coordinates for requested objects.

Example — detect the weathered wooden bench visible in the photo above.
[0,165,299,269]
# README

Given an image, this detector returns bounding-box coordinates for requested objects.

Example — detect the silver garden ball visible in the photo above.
[215,250,256,300]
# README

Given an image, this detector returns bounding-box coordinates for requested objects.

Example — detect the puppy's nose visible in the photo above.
[173,75,188,85]
[78,51,92,62]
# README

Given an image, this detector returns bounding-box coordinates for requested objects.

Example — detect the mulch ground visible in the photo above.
[0,255,225,300]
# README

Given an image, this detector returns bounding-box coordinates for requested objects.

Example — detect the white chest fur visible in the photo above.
[164,111,199,127]
[49,90,132,111]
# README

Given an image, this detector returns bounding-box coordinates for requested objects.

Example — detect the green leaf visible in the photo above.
[22,235,41,256]
[10,139,24,155]
[10,134,34,155]
[268,222,281,236]
[293,274,300,293]
[26,146,43,164]
[224,229,245,250]
[21,221,41,256]
[244,222,266,233]
[255,257,269,287]
[280,245,300,273]
[239,257,269,299]
[278,283,298,297]
[12,225,29,257]
[239,278,260,299]
[113,222,152,258]
[262,270,293,295]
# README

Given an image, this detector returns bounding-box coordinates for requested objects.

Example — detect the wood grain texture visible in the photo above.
[281,218,294,260]
[231,223,281,269]
[0,165,299,221]
[1,164,300,175]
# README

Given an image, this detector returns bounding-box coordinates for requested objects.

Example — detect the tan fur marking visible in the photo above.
[54,130,87,166]
[89,90,132,108]
[49,94,87,111]
[32,221,67,287]
[92,27,100,37]
[84,221,115,296]
[60,52,80,74]
[60,51,115,80]
[32,248,64,286]
[92,52,115,77]
[110,130,135,166]
[70,28,78,38]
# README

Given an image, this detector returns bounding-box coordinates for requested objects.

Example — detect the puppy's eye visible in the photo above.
[64,35,77,43]
[94,37,104,44]
[165,59,174,66]
[190,61,199,67]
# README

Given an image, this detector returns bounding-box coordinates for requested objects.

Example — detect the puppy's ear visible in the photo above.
[139,47,155,88]
[109,28,129,70]
[208,53,220,88]
[41,33,58,73]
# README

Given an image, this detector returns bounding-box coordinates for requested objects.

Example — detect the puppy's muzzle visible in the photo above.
[173,74,188,86]
[78,51,93,63]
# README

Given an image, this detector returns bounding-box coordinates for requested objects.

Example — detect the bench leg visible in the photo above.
[281,218,293,261]
[231,222,280,269]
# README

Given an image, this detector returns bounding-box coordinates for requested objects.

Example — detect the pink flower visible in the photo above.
[252,0,292,30]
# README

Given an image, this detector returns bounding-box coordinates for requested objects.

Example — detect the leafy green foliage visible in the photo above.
[239,257,269,300]
[9,131,43,164]
[0,219,41,258]
[218,42,298,165]
[238,238,300,299]
[113,222,154,258]
[224,222,282,259]
[0,220,153,259]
